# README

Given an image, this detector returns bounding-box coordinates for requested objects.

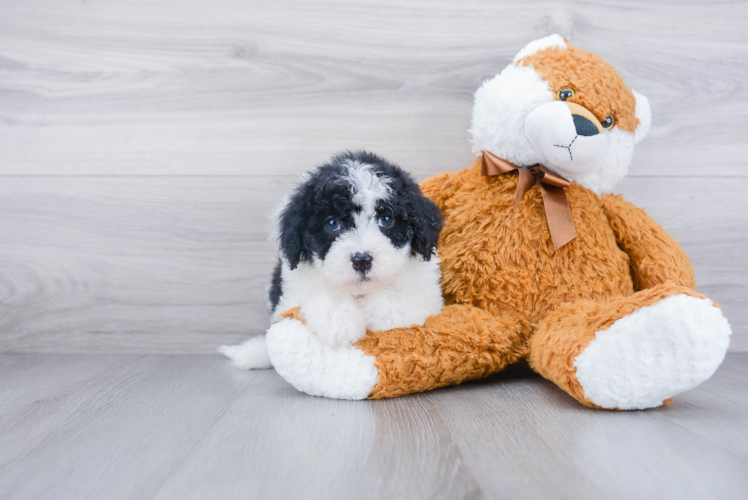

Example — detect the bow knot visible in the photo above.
[526,165,571,188]
[481,150,578,251]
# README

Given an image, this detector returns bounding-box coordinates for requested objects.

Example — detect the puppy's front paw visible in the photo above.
[302,296,367,348]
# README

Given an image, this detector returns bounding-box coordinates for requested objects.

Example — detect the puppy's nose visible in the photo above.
[351,252,373,274]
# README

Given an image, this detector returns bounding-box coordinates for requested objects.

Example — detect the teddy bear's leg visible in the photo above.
[358,304,530,399]
[529,283,732,410]
[266,304,530,400]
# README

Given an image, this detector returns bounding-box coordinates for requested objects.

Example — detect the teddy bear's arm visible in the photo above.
[601,194,695,291]
[356,304,531,399]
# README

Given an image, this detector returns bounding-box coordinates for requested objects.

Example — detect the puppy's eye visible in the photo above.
[601,115,615,130]
[558,87,574,101]
[377,215,392,228]
[325,218,341,232]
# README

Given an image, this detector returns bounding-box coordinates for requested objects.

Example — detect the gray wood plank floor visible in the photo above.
[0,353,746,500]
[1,0,747,354]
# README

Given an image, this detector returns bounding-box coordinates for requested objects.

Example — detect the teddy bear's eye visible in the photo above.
[601,115,614,129]
[558,87,574,101]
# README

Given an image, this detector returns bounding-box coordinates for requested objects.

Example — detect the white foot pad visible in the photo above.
[265,318,379,400]
[574,294,732,410]
[219,336,273,370]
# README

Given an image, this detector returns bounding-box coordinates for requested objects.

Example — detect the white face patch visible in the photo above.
[524,100,610,177]
[317,213,411,294]
[316,162,411,295]
[470,64,555,167]
[572,126,635,194]
[342,160,391,216]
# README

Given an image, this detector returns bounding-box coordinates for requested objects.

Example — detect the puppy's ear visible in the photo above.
[277,192,310,270]
[409,194,443,261]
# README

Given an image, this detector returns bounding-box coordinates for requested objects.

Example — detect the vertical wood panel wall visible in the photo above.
[1,0,746,353]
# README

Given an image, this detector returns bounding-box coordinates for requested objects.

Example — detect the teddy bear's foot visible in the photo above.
[265,317,379,400]
[531,283,732,410]
[575,294,731,409]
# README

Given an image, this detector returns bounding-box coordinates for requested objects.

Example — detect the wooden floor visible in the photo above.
[0,353,746,500]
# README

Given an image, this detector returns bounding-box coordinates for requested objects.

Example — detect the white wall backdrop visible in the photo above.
[1,0,746,353]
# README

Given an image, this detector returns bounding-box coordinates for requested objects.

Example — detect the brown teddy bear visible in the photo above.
[263,35,732,410]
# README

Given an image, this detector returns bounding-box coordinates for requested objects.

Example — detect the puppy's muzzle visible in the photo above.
[351,252,373,275]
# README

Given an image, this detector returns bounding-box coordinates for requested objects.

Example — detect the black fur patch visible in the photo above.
[369,159,443,260]
[268,259,283,314]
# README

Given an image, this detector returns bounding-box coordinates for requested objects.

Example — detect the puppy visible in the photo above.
[221,150,444,369]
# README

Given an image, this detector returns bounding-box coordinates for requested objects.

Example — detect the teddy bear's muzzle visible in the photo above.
[524,101,609,177]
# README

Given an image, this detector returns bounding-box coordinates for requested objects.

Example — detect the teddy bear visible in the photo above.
[264,35,732,410]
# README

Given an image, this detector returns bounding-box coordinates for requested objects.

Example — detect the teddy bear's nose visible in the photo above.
[572,114,600,137]
[566,102,604,137]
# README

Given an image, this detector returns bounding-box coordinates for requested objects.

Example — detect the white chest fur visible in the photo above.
[353,256,443,331]
[276,255,443,339]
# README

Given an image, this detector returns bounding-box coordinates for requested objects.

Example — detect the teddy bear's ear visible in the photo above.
[633,90,652,144]
[512,34,568,63]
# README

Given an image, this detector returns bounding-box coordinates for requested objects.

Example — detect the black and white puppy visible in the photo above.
[221,151,444,369]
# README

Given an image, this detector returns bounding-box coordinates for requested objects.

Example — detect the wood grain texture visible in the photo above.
[0,353,747,500]
[0,176,291,353]
[0,355,253,499]
[0,0,746,353]
[0,0,746,177]
[0,175,745,353]
[427,362,748,500]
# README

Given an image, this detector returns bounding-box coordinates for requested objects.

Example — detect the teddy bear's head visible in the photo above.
[470,35,651,194]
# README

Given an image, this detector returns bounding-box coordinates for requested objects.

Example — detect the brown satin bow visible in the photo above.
[481,150,578,250]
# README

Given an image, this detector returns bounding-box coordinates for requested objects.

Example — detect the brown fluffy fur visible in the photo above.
[601,195,696,290]
[359,161,697,406]
[521,46,639,132]
[357,304,530,399]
